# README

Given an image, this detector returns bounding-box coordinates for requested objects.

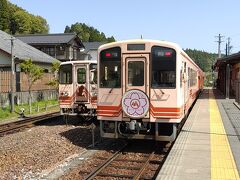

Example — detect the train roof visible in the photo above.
[99,39,203,73]
[98,39,181,50]
[60,60,97,66]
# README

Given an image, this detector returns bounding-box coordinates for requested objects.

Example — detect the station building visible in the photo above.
[215,52,240,104]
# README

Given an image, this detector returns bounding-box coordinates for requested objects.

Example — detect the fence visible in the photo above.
[0,90,58,108]
[0,71,12,92]
[0,71,55,93]
[0,71,58,107]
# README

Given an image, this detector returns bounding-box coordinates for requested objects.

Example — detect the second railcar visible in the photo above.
[59,60,97,116]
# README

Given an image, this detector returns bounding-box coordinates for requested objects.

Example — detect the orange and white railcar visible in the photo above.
[97,39,204,141]
[59,60,97,116]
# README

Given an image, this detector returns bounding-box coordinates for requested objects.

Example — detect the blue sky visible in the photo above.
[9,0,240,53]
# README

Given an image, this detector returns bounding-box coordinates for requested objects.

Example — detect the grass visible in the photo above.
[0,99,59,122]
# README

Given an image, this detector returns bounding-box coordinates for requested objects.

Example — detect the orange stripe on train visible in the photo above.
[97,105,122,111]
[150,105,182,112]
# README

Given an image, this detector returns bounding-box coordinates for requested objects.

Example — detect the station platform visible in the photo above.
[157,88,240,180]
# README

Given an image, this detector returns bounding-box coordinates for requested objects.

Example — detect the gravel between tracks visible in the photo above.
[0,117,99,180]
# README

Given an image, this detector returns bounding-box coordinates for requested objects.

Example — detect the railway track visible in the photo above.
[0,112,60,136]
[83,141,170,180]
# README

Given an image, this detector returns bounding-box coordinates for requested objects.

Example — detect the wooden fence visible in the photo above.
[0,71,55,93]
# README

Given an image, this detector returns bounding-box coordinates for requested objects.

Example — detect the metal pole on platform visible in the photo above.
[226,64,230,99]
[91,123,96,148]
[238,81,240,104]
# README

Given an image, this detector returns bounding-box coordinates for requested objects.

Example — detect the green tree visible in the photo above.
[1,1,49,34]
[30,15,49,34]
[64,25,71,33]
[12,10,31,34]
[64,22,115,42]
[47,60,60,90]
[107,36,115,43]
[184,49,217,72]
[0,0,10,33]
[20,59,44,113]
[184,49,218,87]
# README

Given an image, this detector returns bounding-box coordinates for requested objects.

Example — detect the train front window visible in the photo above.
[59,64,72,84]
[128,61,144,86]
[77,68,86,84]
[100,47,121,88]
[151,46,176,88]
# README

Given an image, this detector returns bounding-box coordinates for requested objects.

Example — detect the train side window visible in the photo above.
[77,68,86,84]
[188,68,197,87]
[151,46,176,88]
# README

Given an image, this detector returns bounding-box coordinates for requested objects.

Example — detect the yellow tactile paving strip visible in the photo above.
[209,90,240,180]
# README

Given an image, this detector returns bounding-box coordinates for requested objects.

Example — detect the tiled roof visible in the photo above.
[83,42,104,52]
[0,30,58,64]
[15,33,84,46]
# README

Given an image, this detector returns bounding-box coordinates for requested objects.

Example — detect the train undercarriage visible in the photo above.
[60,103,96,118]
[99,120,179,142]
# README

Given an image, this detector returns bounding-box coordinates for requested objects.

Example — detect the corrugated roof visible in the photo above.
[215,52,240,68]
[15,33,81,45]
[0,30,58,64]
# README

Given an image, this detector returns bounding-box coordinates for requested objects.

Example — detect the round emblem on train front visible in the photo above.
[122,89,149,119]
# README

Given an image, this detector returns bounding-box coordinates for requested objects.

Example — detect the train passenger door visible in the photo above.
[123,55,149,95]
[122,54,150,118]
[75,65,89,102]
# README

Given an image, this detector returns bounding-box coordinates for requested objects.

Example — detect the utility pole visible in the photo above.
[225,43,228,56]
[9,37,15,113]
[215,34,224,58]
[227,37,232,56]
[10,36,15,113]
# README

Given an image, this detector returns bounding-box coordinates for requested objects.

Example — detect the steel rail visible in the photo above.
[0,112,60,136]
[133,151,155,179]
[84,143,128,180]
[84,142,161,180]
